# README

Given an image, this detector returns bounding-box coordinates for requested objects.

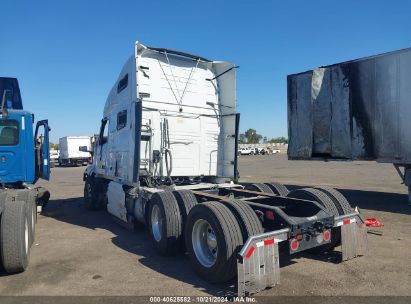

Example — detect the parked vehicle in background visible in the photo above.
[50,149,59,167]
[0,77,51,274]
[256,147,269,155]
[238,147,254,155]
[59,136,92,166]
[271,149,280,154]
[81,41,367,296]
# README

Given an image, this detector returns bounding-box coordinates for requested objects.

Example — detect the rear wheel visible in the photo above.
[287,188,340,252]
[84,177,97,210]
[13,190,36,246]
[84,177,106,210]
[314,186,353,215]
[0,200,30,273]
[148,192,182,255]
[172,190,197,250]
[185,202,243,283]
[265,182,289,196]
[287,188,339,216]
[245,183,274,194]
[220,199,263,241]
[172,190,198,223]
[315,187,354,250]
[26,197,36,246]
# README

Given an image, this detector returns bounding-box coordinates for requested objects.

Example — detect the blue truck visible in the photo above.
[0,77,50,273]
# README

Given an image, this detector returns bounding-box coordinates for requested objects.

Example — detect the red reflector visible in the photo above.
[245,246,255,259]
[290,239,298,251]
[265,211,275,220]
[343,219,351,225]
[264,239,274,246]
[323,230,331,241]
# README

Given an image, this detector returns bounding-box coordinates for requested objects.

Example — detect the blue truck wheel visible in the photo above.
[0,200,30,273]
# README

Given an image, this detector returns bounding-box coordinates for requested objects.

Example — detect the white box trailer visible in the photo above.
[59,136,92,166]
[82,41,367,296]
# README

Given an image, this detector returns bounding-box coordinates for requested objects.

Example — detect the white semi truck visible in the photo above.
[59,136,92,166]
[82,41,367,296]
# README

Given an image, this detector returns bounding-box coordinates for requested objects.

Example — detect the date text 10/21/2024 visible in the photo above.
[149,297,256,303]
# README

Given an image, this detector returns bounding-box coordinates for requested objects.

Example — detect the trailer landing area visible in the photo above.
[0,155,409,296]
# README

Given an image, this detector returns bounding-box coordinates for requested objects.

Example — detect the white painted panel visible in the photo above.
[59,136,91,159]
[107,181,127,222]
[167,114,202,176]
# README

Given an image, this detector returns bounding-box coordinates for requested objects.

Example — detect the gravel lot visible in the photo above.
[0,154,410,296]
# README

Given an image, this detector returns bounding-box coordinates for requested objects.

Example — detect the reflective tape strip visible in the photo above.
[245,246,255,259]
[336,218,356,227]
[256,241,264,247]
[264,239,275,246]
[21,117,25,130]
[245,238,284,259]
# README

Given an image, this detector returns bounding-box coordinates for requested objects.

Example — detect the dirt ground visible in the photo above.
[0,154,410,297]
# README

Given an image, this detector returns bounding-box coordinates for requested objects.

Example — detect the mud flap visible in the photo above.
[237,228,289,297]
[335,212,367,261]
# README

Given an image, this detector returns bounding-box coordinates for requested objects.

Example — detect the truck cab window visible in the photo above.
[117,110,127,130]
[117,74,128,93]
[34,123,46,176]
[0,119,19,146]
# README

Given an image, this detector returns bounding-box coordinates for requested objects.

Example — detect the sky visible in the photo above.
[1,0,410,143]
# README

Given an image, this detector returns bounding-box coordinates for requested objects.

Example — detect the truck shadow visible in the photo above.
[40,184,406,295]
[41,197,238,297]
[285,185,411,215]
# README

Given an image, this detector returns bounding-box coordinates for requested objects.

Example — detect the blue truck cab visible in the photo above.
[0,77,50,274]
[0,110,50,184]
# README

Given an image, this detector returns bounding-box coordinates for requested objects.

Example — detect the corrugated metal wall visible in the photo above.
[288,48,411,163]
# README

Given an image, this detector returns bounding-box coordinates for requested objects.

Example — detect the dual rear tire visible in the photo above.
[148,191,183,255]
[147,191,263,283]
[185,200,264,283]
[147,190,199,255]
[286,187,353,253]
[245,182,289,196]
[185,202,243,283]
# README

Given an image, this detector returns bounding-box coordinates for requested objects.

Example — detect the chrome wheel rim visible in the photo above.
[151,205,163,242]
[192,219,218,268]
[32,206,35,232]
[25,219,29,254]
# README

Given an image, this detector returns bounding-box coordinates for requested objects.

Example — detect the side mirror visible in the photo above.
[79,146,93,155]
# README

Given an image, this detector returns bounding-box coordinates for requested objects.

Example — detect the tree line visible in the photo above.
[239,129,288,144]
[50,130,287,148]
[50,143,59,150]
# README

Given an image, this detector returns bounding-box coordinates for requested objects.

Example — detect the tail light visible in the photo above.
[265,211,274,220]
[290,238,299,251]
[323,230,331,242]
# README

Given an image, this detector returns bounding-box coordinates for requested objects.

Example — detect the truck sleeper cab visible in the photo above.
[0,77,51,274]
[83,42,367,296]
